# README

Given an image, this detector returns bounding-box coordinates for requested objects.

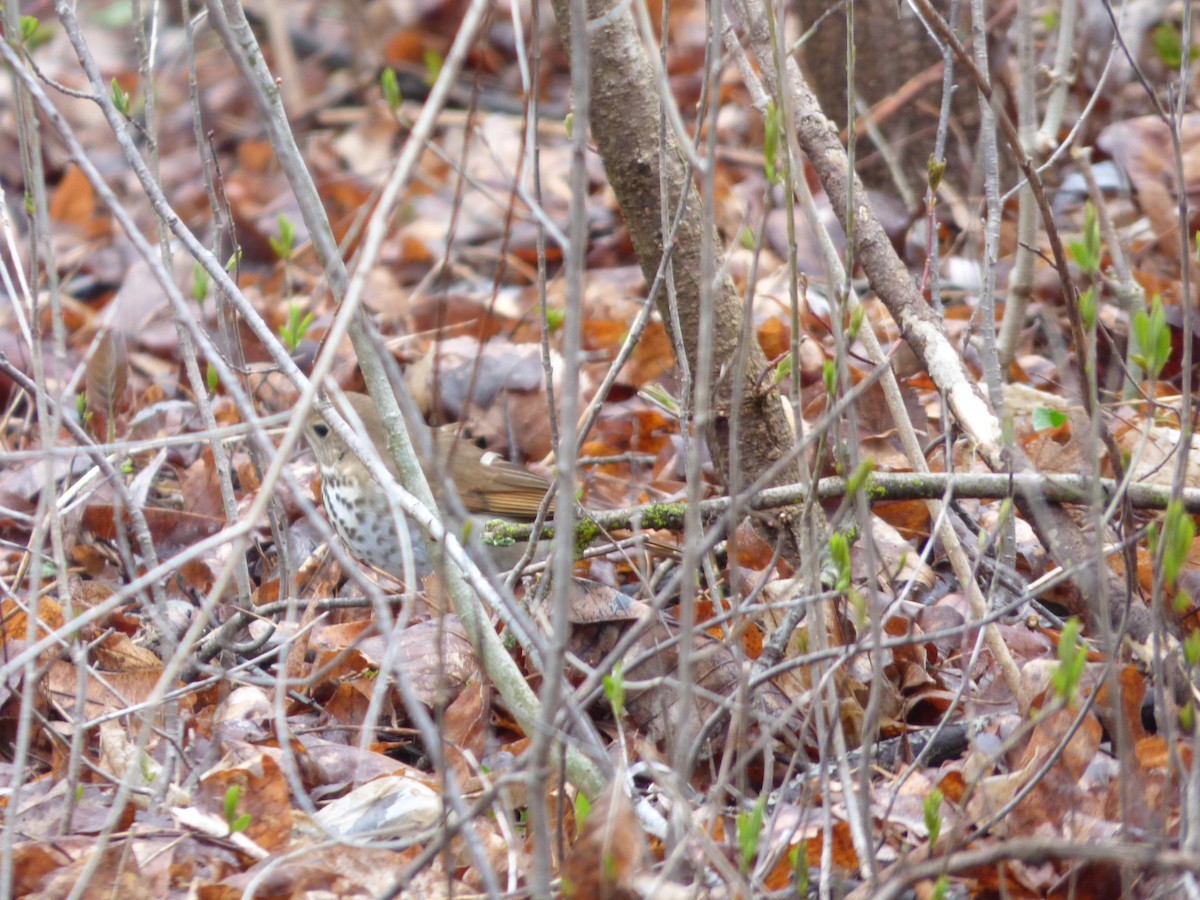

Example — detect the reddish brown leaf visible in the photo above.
[85,329,129,439]
[564,785,648,899]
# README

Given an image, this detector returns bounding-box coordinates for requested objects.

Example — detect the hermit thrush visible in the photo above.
[304,392,554,578]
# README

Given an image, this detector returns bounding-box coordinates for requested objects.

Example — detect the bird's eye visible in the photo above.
[312,422,329,439]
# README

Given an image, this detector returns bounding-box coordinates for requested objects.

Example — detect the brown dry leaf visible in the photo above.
[859,770,954,862]
[406,335,560,461]
[104,251,191,353]
[198,748,292,853]
[70,578,118,612]
[582,316,674,389]
[728,519,776,570]
[317,617,480,710]
[8,842,69,897]
[1109,739,1183,834]
[19,839,148,899]
[296,735,412,791]
[979,703,1107,835]
[798,820,860,875]
[98,721,190,809]
[227,845,425,896]
[756,314,791,360]
[964,760,1036,828]
[1098,113,1200,260]
[1014,704,1103,783]
[84,328,128,438]
[331,102,404,179]
[308,619,375,668]
[1115,419,1200,488]
[180,448,225,519]
[442,680,489,788]
[1094,663,1147,743]
[91,632,162,671]
[0,639,36,730]
[82,504,224,559]
[566,578,795,753]
[873,515,934,594]
[453,813,535,896]
[42,660,177,722]
[874,498,931,541]
[2,596,64,641]
[211,685,273,744]
[1134,734,1193,771]
[322,681,376,738]
[11,777,132,840]
[903,687,963,725]
[563,784,648,899]
[48,164,111,240]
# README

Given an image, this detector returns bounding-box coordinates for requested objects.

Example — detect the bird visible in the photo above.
[303,391,554,578]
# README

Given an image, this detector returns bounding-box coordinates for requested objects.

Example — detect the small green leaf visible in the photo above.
[1131,295,1172,380]
[845,458,875,496]
[1181,702,1195,732]
[19,15,52,49]
[932,874,949,900]
[206,361,219,395]
[638,383,679,417]
[423,48,444,84]
[192,262,209,305]
[773,352,792,386]
[923,788,944,851]
[603,661,625,718]
[1078,285,1096,332]
[1067,202,1101,274]
[1152,22,1199,68]
[849,588,866,627]
[574,792,591,831]
[224,785,241,824]
[791,842,809,894]
[380,68,402,114]
[847,303,865,342]
[269,215,296,261]
[1162,502,1195,604]
[278,301,314,353]
[1051,617,1087,703]
[563,112,574,139]
[736,795,766,873]
[926,156,946,193]
[544,306,566,332]
[763,99,782,185]
[822,358,837,397]
[110,78,130,116]
[1031,407,1068,431]
[1184,630,1200,668]
[829,532,851,592]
